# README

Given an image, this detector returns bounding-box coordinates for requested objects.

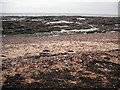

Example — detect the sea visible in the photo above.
[1,13,118,17]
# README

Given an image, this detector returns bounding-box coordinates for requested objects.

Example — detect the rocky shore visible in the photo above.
[2,16,119,35]
[1,16,119,89]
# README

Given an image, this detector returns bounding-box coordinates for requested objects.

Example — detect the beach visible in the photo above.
[1,16,120,88]
[2,32,119,59]
[2,31,120,88]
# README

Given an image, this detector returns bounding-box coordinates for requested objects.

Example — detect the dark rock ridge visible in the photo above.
[2,16,119,35]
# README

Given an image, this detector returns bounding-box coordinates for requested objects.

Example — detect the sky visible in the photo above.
[1,0,119,15]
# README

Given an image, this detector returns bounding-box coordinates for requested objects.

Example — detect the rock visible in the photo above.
[11,62,17,67]
[39,50,51,57]
[68,50,74,52]
[2,55,6,57]
[65,75,76,80]
[42,50,50,52]
[39,52,50,57]
[68,80,77,84]
[104,56,110,60]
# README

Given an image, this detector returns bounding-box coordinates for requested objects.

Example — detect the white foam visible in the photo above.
[61,28,99,33]
[53,25,69,28]
[114,28,118,30]
[0,20,9,21]
[75,22,82,25]
[46,20,74,24]
[31,19,43,21]
[61,29,69,33]
[111,31,117,33]
[115,24,119,27]
[11,18,25,21]
[77,18,86,20]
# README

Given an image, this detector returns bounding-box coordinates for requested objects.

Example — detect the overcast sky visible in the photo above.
[1,0,119,15]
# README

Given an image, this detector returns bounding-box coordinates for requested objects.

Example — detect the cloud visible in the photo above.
[1,0,118,15]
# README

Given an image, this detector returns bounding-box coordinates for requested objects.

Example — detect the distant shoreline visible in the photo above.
[1,13,118,17]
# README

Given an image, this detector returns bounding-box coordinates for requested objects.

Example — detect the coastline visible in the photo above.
[1,16,119,88]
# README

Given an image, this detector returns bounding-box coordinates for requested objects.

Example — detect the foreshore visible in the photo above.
[2,32,120,88]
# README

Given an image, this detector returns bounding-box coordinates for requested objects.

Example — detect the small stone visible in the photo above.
[68,80,77,84]
[39,52,50,57]
[68,50,74,52]
[104,57,110,60]
[66,75,76,80]
[42,50,50,52]
[2,55,6,57]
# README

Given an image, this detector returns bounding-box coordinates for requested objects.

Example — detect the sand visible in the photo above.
[2,32,120,88]
[2,32,119,59]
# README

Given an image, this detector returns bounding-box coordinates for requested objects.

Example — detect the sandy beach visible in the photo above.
[2,32,119,59]
[2,32,120,88]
